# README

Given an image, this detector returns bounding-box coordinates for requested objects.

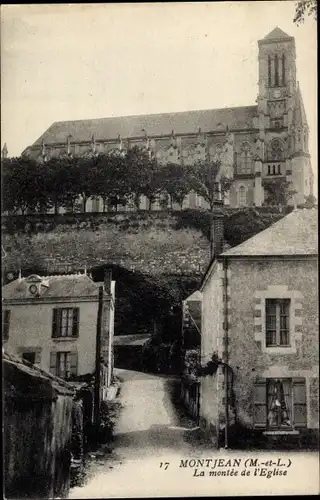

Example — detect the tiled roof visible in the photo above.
[3,352,75,396]
[222,209,318,257]
[2,273,102,300]
[261,27,292,41]
[31,106,258,147]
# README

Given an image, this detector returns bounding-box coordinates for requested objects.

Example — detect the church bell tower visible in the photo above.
[256,27,312,206]
[257,26,296,134]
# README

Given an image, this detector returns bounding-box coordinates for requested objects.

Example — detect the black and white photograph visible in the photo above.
[1,2,319,498]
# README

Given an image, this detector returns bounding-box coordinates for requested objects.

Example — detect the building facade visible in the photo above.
[199,209,318,447]
[2,271,115,399]
[20,28,313,210]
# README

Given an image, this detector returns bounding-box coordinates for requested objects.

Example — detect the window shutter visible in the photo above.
[72,308,80,337]
[253,378,267,428]
[3,310,11,340]
[292,378,307,428]
[52,309,60,338]
[35,349,41,365]
[49,351,57,376]
[70,352,78,376]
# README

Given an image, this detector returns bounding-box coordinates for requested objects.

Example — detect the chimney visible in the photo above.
[211,207,224,259]
[104,269,112,294]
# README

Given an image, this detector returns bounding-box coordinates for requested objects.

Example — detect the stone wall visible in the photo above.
[4,356,74,498]
[2,212,211,278]
[228,257,319,436]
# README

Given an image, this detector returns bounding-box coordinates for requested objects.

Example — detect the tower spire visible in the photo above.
[2,143,8,159]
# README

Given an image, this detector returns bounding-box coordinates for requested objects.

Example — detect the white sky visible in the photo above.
[1,1,317,186]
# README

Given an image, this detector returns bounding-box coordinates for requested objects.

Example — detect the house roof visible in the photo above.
[2,273,103,300]
[3,351,75,398]
[222,209,318,257]
[261,27,293,42]
[184,290,202,303]
[113,334,151,347]
[29,105,258,147]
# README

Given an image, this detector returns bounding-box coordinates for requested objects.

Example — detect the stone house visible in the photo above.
[19,28,313,210]
[199,208,318,447]
[2,270,115,400]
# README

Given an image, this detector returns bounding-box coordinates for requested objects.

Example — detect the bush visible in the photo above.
[97,400,121,443]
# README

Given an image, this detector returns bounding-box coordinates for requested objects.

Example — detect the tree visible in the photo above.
[299,194,317,208]
[294,0,317,24]
[162,163,191,209]
[125,147,164,210]
[264,179,297,208]
[95,152,130,212]
[75,155,103,213]
[45,157,81,214]
[185,159,233,212]
[186,159,232,255]
[2,157,50,214]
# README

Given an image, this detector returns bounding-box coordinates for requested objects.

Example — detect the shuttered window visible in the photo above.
[21,348,41,365]
[52,308,80,338]
[3,310,11,341]
[253,377,307,429]
[50,351,78,379]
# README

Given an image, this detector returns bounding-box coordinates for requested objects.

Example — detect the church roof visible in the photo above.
[30,106,258,147]
[221,209,318,257]
[261,27,293,42]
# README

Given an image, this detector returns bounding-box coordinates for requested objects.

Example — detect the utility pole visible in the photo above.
[94,285,104,437]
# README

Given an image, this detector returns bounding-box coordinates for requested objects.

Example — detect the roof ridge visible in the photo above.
[49,104,258,126]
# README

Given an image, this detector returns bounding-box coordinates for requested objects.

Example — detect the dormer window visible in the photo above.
[25,275,49,298]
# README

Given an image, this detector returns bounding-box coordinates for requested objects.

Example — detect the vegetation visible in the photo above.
[2,147,296,218]
[263,178,297,209]
[294,0,317,24]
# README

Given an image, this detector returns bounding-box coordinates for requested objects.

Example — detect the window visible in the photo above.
[274,53,279,86]
[253,378,307,430]
[266,299,290,347]
[21,348,41,364]
[22,352,36,364]
[52,308,79,338]
[268,55,271,86]
[238,143,252,174]
[50,351,78,379]
[267,139,284,162]
[238,186,247,207]
[3,310,10,341]
[282,54,286,85]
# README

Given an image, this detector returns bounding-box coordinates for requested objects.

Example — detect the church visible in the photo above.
[21,27,314,211]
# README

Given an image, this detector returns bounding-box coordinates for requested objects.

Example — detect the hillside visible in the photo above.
[2,208,289,337]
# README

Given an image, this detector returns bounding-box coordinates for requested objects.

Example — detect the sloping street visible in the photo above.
[68,368,208,498]
[68,369,319,498]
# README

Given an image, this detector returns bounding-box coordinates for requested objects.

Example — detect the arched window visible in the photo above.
[282,54,286,85]
[238,142,253,174]
[238,186,247,207]
[268,55,271,87]
[274,53,279,86]
[267,139,284,161]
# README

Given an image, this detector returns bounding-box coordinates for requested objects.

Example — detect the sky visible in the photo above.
[1,1,317,186]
